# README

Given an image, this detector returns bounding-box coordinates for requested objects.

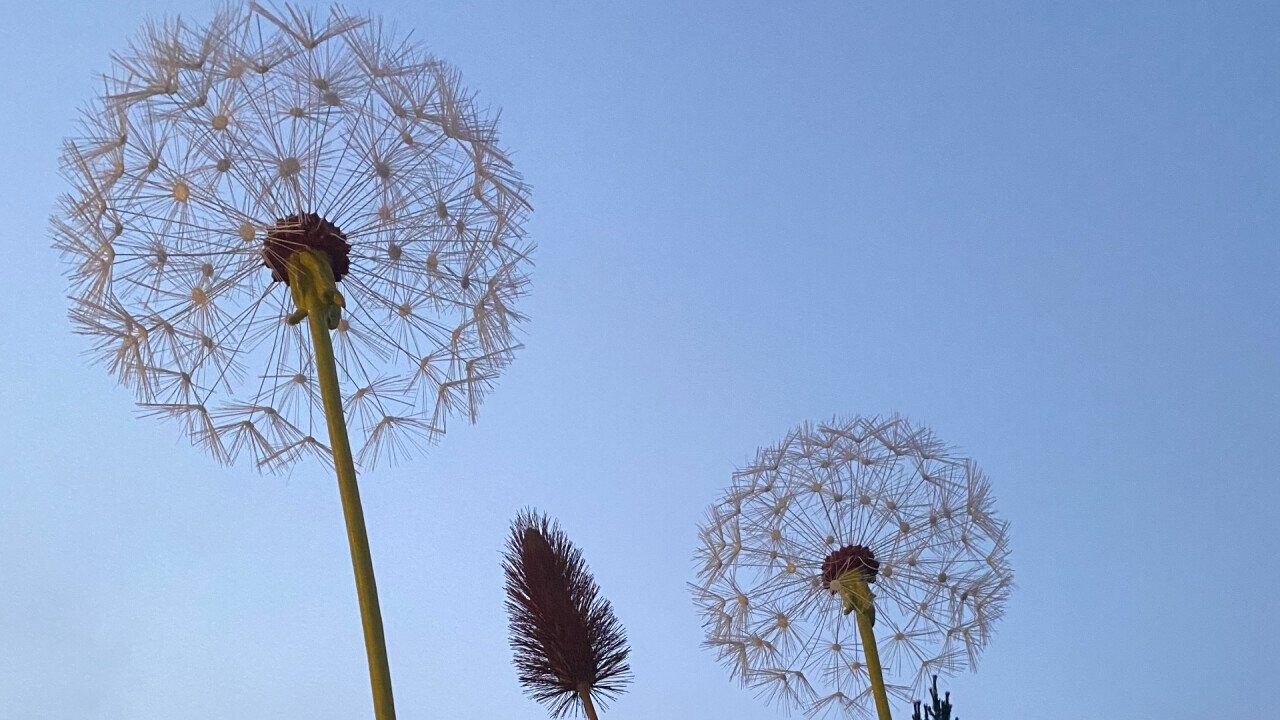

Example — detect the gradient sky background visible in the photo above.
[2,1,1277,718]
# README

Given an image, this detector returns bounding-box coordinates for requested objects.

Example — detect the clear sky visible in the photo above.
[2,1,1277,718]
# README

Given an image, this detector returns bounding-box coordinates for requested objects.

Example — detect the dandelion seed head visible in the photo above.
[692,415,1013,718]
[54,2,533,471]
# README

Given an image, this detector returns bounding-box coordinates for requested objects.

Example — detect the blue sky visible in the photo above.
[2,1,1277,718]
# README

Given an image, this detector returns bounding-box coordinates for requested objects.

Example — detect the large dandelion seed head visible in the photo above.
[53,3,532,471]
[692,415,1013,719]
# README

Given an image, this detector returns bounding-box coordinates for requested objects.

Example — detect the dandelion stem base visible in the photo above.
[287,250,397,720]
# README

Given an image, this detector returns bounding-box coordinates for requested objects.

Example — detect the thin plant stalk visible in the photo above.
[839,573,892,720]
[288,250,396,720]
[577,685,599,720]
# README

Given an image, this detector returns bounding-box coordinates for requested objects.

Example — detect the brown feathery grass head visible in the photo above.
[503,510,632,717]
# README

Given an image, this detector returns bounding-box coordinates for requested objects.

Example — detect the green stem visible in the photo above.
[840,574,892,720]
[287,250,396,720]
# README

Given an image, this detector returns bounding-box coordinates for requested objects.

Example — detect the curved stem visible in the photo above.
[288,250,396,720]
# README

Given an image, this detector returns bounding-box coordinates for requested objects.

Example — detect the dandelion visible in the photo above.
[503,511,633,719]
[53,5,531,719]
[692,416,1012,719]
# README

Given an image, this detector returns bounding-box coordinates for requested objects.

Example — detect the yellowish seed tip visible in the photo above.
[172,181,190,203]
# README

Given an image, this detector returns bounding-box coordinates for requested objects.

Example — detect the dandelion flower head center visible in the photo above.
[262,212,351,285]
[821,544,880,589]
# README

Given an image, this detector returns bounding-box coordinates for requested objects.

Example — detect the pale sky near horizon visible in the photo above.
[2,1,1277,719]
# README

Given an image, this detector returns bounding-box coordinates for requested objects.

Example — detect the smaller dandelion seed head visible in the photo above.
[172,181,189,203]
[215,158,232,173]
[426,252,439,272]
[692,415,1013,718]
[278,156,301,177]
[238,223,255,243]
[288,105,305,118]
[211,114,229,130]
[386,243,402,262]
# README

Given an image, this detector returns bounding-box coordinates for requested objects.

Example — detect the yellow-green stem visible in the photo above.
[286,250,396,720]
[839,573,892,720]
[577,684,599,720]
